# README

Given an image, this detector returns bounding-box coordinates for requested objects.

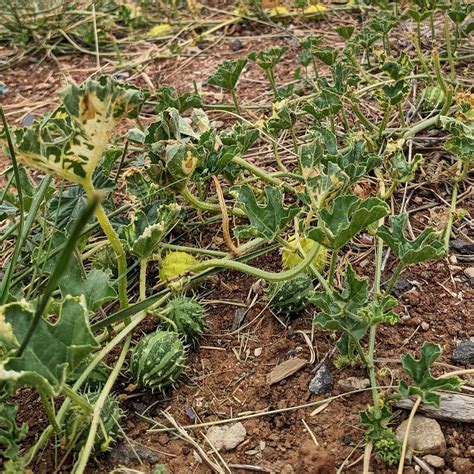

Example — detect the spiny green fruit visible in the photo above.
[64,391,121,455]
[130,330,186,391]
[421,85,445,111]
[282,235,327,273]
[68,359,112,392]
[266,274,314,318]
[160,296,206,342]
[159,251,199,283]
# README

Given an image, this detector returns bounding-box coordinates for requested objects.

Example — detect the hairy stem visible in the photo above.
[73,335,131,473]
[191,240,322,282]
[84,183,128,309]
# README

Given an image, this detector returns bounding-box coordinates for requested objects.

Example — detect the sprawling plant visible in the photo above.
[1,2,473,472]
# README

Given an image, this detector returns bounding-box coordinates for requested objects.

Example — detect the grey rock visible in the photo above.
[464,267,474,288]
[308,363,332,395]
[206,422,246,451]
[452,340,474,365]
[229,39,243,51]
[396,416,446,458]
[110,441,160,465]
[450,238,474,255]
[423,454,445,468]
[391,274,414,297]
[337,376,370,392]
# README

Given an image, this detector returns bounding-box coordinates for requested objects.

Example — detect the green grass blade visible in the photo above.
[16,196,99,356]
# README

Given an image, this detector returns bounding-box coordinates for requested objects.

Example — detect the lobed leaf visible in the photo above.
[231,185,299,241]
[308,195,389,250]
[399,342,462,407]
[377,213,445,266]
[0,296,99,398]
[3,76,147,185]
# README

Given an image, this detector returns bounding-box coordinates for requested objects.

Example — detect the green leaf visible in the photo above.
[308,195,389,250]
[248,47,288,71]
[155,85,201,113]
[406,9,431,22]
[399,342,462,407]
[304,89,342,119]
[0,403,28,460]
[0,296,99,398]
[59,266,117,312]
[377,214,445,266]
[313,46,338,66]
[4,76,147,185]
[357,295,399,326]
[324,139,380,183]
[335,25,355,40]
[386,147,423,183]
[440,116,474,163]
[311,263,369,358]
[381,80,409,105]
[221,122,259,153]
[231,185,299,241]
[49,186,88,229]
[264,99,295,135]
[124,203,182,260]
[207,59,247,91]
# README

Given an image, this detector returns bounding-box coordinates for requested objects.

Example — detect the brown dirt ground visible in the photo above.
[1,10,473,474]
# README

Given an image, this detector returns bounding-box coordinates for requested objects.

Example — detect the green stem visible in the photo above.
[180,185,245,216]
[327,251,338,286]
[397,102,407,128]
[159,313,178,333]
[84,182,128,309]
[62,385,93,413]
[444,16,456,82]
[266,70,279,97]
[73,335,132,474]
[139,258,148,301]
[444,160,468,251]
[290,126,299,155]
[39,392,60,432]
[232,156,297,195]
[433,50,453,117]
[414,29,432,79]
[384,262,404,296]
[350,98,377,131]
[402,114,441,139]
[230,88,241,116]
[191,240,323,282]
[272,138,288,173]
[378,105,392,138]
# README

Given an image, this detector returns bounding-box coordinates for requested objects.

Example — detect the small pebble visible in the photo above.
[229,39,243,51]
[421,321,430,331]
[423,454,445,468]
[453,457,474,473]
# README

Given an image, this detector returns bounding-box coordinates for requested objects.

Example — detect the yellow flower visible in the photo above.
[148,24,172,38]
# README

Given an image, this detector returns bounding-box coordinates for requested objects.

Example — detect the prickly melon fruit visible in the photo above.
[130,330,186,391]
[421,85,445,111]
[282,235,327,273]
[159,251,198,283]
[64,391,121,454]
[266,274,314,318]
[160,296,206,342]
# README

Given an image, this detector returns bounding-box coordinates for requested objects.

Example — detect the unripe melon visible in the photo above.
[282,235,327,272]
